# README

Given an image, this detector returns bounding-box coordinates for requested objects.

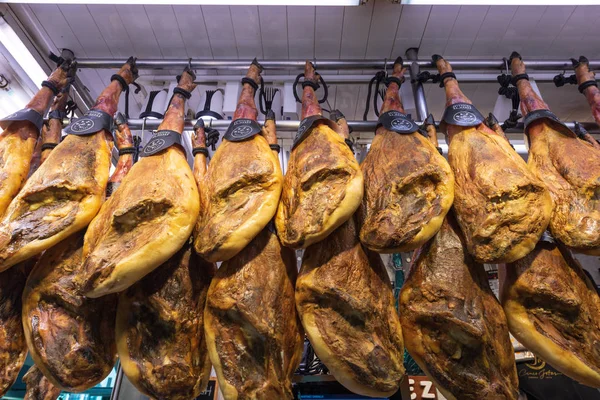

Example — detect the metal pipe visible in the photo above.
[115,118,600,134]
[75,58,600,72]
[406,47,429,121]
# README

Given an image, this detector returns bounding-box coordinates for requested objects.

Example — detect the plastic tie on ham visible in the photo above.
[441,103,485,127]
[223,119,262,142]
[522,109,576,139]
[141,129,184,157]
[377,110,419,134]
[64,109,113,136]
[0,108,44,131]
[292,114,339,149]
[539,230,555,244]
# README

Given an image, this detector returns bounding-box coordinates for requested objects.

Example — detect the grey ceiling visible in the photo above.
[8,1,600,122]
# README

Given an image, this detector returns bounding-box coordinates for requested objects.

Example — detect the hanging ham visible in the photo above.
[0,58,137,271]
[194,60,282,262]
[23,365,61,400]
[0,91,72,396]
[22,115,135,392]
[399,214,519,400]
[116,120,215,400]
[433,54,551,263]
[359,57,454,253]
[573,56,600,143]
[500,234,600,388]
[276,61,363,249]
[81,67,199,297]
[204,113,303,400]
[0,61,74,218]
[295,115,404,397]
[507,54,600,254]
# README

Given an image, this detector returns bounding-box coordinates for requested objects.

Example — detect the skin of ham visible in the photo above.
[0,58,137,271]
[276,61,363,249]
[512,54,600,254]
[81,69,199,298]
[358,57,454,253]
[194,60,282,263]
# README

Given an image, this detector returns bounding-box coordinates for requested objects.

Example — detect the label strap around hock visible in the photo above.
[64,109,113,136]
[293,115,339,149]
[0,108,44,131]
[48,109,67,121]
[442,103,485,127]
[223,118,262,142]
[522,109,575,138]
[377,111,419,134]
[141,130,184,157]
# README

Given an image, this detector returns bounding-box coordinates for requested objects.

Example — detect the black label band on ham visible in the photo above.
[141,129,183,157]
[64,109,113,136]
[442,102,484,127]
[523,109,575,138]
[48,109,67,121]
[0,108,44,131]
[377,110,419,134]
[223,119,262,142]
[293,115,339,149]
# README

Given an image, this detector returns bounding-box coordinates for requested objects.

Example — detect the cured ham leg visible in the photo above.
[434,55,551,263]
[204,116,303,400]
[22,117,135,392]
[116,121,215,400]
[276,61,363,249]
[295,115,403,398]
[82,68,199,297]
[511,53,600,254]
[23,365,61,400]
[0,102,70,397]
[0,58,137,270]
[573,56,600,147]
[359,57,454,253]
[500,237,600,388]
[0,61,73,218]
[194,60,282,262]
[399,214,519,400]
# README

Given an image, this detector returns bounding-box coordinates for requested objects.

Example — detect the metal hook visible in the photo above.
[502,57,510,76]
[383,58,388,77]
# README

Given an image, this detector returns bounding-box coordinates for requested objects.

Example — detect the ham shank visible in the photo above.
[359,56,454,253]
[23,365,61,400]
[276,61,363,249]
[22,115,135,392]
[505,53,600,254]
[433,55,551,263]
[116,120,215,400]
[204,114,303,400]
[500,235,600,387]
[399,214,519,400]
[0,58,137,270]
[81,67,199,297]
[194,60,282,262]
[0,61,74,218]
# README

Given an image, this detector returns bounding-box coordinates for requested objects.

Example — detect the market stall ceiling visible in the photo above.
[9,1,600,122]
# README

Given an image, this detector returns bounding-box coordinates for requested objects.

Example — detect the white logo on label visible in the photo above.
[71,118,95,132]
[453,111,477,124]
[145,138,165,153]
[231,125,253,138]
[5,112,19,120]
[391,118,413,131]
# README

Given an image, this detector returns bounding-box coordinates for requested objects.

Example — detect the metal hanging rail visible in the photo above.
[74,58,600,71]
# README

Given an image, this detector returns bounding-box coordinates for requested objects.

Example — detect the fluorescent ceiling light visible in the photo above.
[0,16,46,90]
[402,0,600,4]
[3,0,362,5]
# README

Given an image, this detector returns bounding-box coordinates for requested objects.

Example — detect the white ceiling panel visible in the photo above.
[87,5,136,59]
[339,0,373,59]
[230,6,263,59]
[201,6,238,59]
[172,6,212,59]
[145,6,187,58]
[364,1,402,59]
[314,7,343,59]
[287,6,315,59]
[258,5,287,59]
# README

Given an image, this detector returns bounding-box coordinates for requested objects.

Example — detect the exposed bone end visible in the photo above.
[432,54,453,74]
[330,110,350,139]
[47,61,72,91]
[192,119,207,148]
[245,59,263,88]
[177,68,197,94]
[573,55,595,84]
[508,51,527,76]
[266,109,276,121]
[117,57,138,86]
[304,61,319,83]
[486,112,499,128]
